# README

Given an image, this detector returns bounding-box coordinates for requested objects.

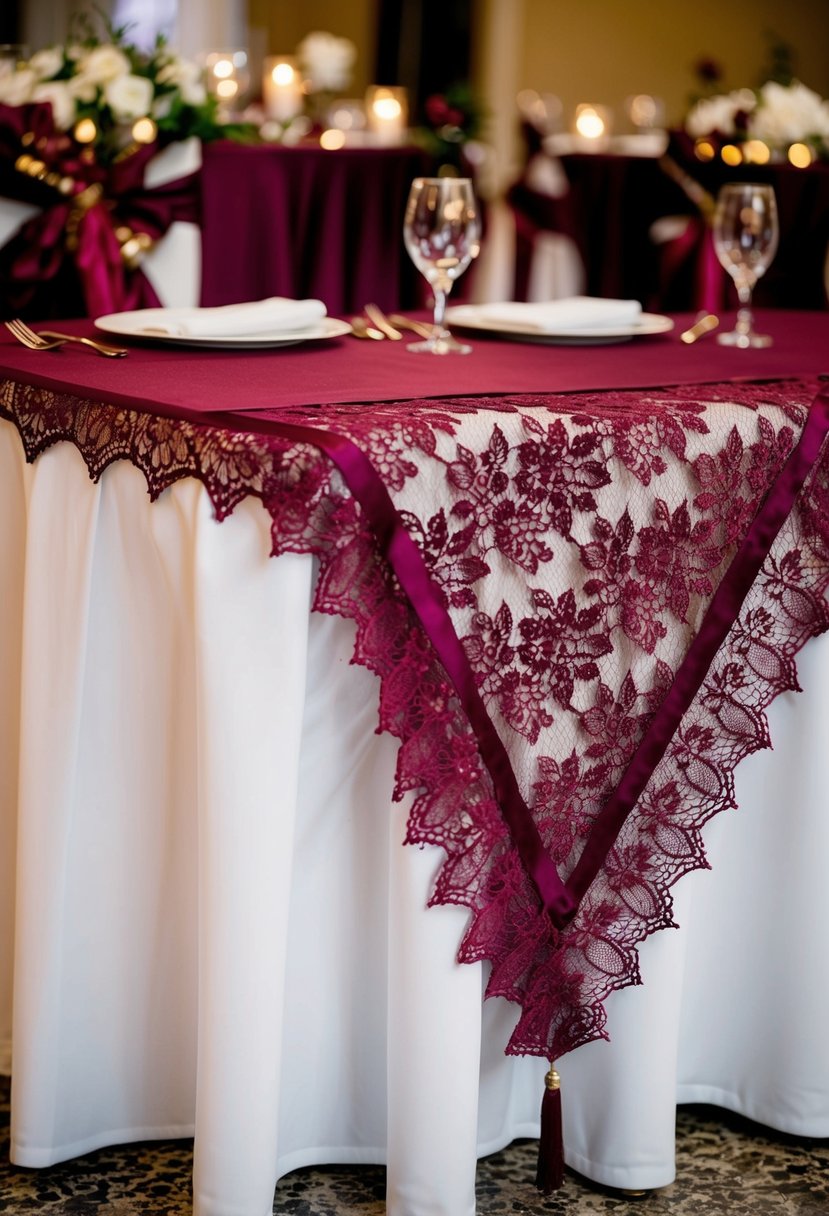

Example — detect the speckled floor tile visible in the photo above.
[0,1077,826,1214]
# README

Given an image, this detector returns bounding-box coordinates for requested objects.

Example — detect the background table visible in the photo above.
[2,321,829,1215]
[507,135,829,311]
[0,139,432,319]
[198,141,431,314]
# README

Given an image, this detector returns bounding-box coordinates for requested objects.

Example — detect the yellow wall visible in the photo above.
[246,0,829,144]
[510,0,829,129]
[247,0,377,94]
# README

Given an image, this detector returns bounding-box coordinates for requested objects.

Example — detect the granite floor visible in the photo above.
[0,1077,826,1214]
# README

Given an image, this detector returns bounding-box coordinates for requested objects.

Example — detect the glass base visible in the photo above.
[407,334,472,355]
[716,329,773,349]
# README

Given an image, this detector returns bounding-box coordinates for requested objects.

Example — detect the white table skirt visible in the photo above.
[1,423,828,1215]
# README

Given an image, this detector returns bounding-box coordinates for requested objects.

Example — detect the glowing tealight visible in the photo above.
[74,117,97,144]
[721,143,743,166]
[273,62,295,87]
[320,128,346,150]
[694,138,715,161]
[212,58,234,79]
[575,107,605,139]
[373,96,402,121]
[743,139,770,164]
[788,142,812,168]
[131,117,157,144]
[216,78,238,99]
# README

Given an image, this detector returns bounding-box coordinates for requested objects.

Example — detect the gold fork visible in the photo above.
[5,318,127,357]
[363,303,403,340]
[388,313,435,340]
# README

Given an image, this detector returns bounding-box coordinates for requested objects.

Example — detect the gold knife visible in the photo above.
[680,313,719,344]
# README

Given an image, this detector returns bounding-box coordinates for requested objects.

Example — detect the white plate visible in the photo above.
[444,308,674,345]
[94,313,353,349]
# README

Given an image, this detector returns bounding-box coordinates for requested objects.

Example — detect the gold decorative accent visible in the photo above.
[544,1062,560,1091]
[65,182,105,251]
[118,228,154,269]
[113,140,140,163]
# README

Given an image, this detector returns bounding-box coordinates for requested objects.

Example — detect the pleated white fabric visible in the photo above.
[1,421,827,1215]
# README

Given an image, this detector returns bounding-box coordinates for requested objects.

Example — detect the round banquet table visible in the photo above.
[1,425,828,1216]
[197,141,431,316]
[507,132,829,312]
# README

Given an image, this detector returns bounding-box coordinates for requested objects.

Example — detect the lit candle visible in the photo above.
[366,86,408,146]
[574,103,610,143]
[262,56,303,123]
[203,50,250,117]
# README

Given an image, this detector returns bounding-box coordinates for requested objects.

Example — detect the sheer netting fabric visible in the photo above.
[3,375,829,1061]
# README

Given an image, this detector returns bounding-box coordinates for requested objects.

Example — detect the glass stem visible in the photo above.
[432,285,448,335]
[736,283,753,335]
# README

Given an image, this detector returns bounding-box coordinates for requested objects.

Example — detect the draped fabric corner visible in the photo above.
[2,375,829,1064]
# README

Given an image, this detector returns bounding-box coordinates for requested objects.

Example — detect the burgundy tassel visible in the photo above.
[536,1061,564,1193]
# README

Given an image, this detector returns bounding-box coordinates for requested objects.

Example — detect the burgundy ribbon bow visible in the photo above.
[656,213,727,314]
[0,101,200,318]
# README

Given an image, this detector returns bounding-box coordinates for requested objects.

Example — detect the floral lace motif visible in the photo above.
[3,374,828,1061]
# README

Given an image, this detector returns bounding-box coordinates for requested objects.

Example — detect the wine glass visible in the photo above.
[403,176,481,354]
[712,182,779,348]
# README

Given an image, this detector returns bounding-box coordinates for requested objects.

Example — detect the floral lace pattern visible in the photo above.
[3,374,829,1062]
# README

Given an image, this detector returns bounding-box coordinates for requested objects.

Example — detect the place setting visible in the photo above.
[93,296,352,349]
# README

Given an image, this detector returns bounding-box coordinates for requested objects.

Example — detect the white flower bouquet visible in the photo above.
[685,78,829,160]
[0,13,252,165]
[296,31,356,94]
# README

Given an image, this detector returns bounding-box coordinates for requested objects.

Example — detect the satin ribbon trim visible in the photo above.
[217,387,829,931]
[234,416,577,923]
[564,385,829,916]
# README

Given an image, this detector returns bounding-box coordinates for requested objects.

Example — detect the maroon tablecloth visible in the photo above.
[0,310,826,420]
[3,317,829,1065]
[198,141,431,314]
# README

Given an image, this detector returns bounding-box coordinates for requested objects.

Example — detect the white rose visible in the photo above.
[297,31,355,92]
[104,73,154,121]
[750,80,829,144]
[180,79,206,106]
[152,93,174,119]
[68,73,99,104]
[156,55,202,89]
[686,94,736,137]
[0,67,36,106]
[29,47,64,81]
[78,45,130,85]
[685,88,755,138]
[31,80,75,129]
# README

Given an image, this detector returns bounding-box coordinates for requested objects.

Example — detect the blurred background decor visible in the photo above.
[0,9,255,319]
[413,80,485,172]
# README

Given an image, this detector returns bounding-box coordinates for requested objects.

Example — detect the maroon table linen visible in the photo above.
[0,311,827,421]
[3,316,829,1063]
[198,141,431,314]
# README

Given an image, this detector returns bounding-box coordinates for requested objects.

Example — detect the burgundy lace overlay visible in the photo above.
[3,374,829,1061]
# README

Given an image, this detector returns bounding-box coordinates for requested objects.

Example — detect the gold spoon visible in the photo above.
[680,313,719,344]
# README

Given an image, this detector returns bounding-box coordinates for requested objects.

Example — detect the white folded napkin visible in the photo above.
[451,296,642,334]
[132,296,327,338]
